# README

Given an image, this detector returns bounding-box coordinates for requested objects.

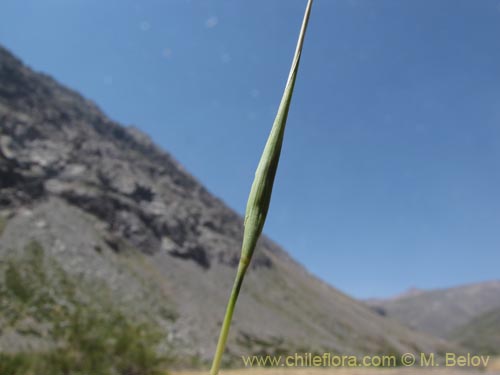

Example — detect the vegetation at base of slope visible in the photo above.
[0,215,7,236]
[0,240,171,375]
[450,308,500,355]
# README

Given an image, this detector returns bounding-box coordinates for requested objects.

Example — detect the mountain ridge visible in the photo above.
[367,280,500,339]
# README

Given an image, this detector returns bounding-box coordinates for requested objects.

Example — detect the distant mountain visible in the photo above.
[366,287,425,305]
[367,281,500,339]
[449,307,500,355]
[0,45,453,368]
[393,287,426,299]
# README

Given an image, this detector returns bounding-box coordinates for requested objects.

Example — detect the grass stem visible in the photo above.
[209,1,314,374]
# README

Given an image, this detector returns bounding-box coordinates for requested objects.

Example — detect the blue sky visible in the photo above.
[1,0,499,299]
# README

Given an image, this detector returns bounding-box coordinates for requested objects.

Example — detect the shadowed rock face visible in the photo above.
[0,45,455,361]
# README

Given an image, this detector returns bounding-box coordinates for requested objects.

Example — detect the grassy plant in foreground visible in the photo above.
[209,1,314,374]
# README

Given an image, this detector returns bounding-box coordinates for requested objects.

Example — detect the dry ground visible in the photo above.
[174,370,497,375]
[174,363,500,375]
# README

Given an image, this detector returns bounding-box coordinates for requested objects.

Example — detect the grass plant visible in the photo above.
[209,1,314,374]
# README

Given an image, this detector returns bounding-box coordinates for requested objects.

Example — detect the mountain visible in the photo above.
[367,281,500,339]
[449,307,500,355]
[0,45,453,369]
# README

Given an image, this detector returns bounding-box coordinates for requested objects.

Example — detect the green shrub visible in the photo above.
[0,353,33,375]
[0,215,7,236]
[0,241,170,375]
[5,261,33,303]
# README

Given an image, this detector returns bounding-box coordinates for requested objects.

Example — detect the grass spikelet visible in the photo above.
[209,1,314,374]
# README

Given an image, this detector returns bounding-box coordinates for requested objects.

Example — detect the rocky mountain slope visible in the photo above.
[449,307,500,355]
[0,45,453,365]
[368,281,500,340]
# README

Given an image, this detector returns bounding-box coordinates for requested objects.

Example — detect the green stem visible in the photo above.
[209,259,249,375]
